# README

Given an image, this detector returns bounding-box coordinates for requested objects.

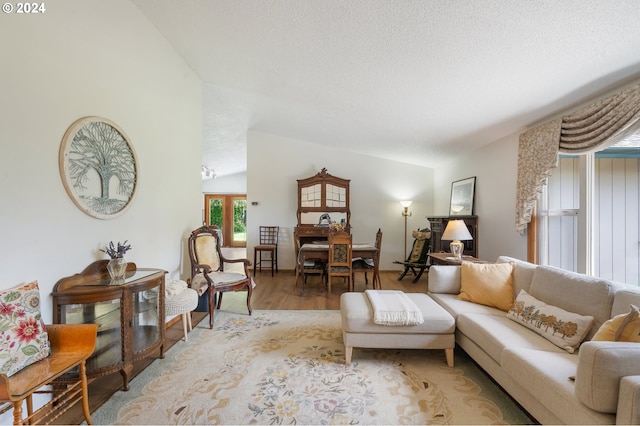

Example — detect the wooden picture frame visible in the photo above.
[59,116,138,219]
[449,176,476,216]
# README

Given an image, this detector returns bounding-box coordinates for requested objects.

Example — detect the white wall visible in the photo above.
[433,132,528,262]
[247,131,434,271]
[0,0,203,325]
[202,171,247,194]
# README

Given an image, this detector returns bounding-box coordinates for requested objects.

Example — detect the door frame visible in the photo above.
[203,194,247,248]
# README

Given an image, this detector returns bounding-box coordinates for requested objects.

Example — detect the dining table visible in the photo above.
[296,242,380,292]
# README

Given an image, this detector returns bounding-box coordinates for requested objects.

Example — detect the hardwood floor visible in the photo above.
[251,269,429,309]
[55,265,427,424]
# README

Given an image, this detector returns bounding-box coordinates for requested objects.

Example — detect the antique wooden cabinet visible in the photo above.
[427,215,478,257]
[295,168,350,244]
[52,260,166,391]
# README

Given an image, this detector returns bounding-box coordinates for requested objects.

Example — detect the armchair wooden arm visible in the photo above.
[0,323,98,425]
[218,256,251,266]
[193,263,214,274]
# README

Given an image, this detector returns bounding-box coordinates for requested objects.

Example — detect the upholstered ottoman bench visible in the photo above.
[340,292,455,366]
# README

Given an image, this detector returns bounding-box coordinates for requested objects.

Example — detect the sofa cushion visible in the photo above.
[496,255,536,297]
[458,262,514,311]
[576,341,640,413]
[612,287,640,317]
[427,265,460,294]
[507,290,593,353]
[503,347,614,424]
[0,281,50,376]
[592,305,640,342]
[456,312,565,365]
[529,265,620,340]
[429,293,504,319]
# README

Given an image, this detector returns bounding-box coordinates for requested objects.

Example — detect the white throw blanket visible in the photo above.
[365,289,424,326]
[166,279,188,296]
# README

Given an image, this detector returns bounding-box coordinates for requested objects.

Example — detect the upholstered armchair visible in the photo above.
[188,225,253,328]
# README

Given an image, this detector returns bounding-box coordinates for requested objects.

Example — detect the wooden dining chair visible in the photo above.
[327,231,353,297]
[352,228,382,290]
[293,230,326,290]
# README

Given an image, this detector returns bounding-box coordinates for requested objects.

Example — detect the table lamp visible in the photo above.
[441,220,472,260]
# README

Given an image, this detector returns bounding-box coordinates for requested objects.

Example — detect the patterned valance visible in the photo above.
[515,81,640,234]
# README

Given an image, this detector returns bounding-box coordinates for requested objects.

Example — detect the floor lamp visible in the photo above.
[400,201,412,259]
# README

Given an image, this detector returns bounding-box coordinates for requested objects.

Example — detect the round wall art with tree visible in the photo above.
[59,116,138,219]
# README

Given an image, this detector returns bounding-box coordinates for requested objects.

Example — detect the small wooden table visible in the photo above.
[428,252,486,266]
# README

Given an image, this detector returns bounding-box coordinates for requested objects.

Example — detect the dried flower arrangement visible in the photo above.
[329,221,346,233]
[101,240,132,259]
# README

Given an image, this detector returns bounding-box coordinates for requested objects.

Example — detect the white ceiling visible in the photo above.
[132,0,640,177]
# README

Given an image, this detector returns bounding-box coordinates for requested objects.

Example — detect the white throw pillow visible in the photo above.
[506,289,594,353]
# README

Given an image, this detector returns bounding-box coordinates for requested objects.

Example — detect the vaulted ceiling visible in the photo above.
[132,0,640,177]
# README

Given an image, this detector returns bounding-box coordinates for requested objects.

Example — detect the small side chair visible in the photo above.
[253,226,279,276]
[393,228,431,283]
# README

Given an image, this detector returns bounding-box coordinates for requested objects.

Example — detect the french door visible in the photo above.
[203,194,247,247]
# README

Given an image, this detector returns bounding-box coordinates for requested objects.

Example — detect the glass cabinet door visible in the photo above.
[59,300,123,375]
[132,286,161,355]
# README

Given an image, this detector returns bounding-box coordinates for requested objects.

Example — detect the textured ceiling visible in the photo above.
[132,0,640,177]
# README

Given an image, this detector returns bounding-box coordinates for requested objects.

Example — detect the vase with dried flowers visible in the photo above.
[329,221,346,234]
[101,241,132,280]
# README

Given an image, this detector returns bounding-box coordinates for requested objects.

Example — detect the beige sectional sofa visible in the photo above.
[428,256,640,425]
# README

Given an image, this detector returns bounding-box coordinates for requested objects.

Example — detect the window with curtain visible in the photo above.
[537,135,640,285]
[516,80,640,236]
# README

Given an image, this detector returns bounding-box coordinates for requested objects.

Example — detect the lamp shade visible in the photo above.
[400,200,412,208]
[441,220,472,241]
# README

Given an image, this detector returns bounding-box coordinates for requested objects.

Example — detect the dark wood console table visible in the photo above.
[52,260,166,391]
[427,216,478,257]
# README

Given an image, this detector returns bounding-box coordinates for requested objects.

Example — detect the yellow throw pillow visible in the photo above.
[592,304,640,342]
[458,261,515,311]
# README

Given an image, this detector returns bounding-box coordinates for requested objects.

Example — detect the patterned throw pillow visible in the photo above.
[507,289,594,353]
[0,281,50,376]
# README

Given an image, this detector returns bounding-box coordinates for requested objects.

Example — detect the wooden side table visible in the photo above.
[428,252,487,266]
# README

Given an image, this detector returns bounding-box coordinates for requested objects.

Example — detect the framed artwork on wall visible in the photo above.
[449,176,476,216]
[59,116,138,219]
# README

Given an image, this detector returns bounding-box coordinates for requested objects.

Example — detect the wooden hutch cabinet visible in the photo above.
[52,260,166,391]
[295,168,350,244]
[427,216,478,257]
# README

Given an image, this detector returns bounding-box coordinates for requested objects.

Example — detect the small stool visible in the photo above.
[340,292,455,366]
[165,280,199,341]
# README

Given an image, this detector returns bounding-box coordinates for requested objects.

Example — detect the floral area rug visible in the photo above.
[91,310,533,425]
